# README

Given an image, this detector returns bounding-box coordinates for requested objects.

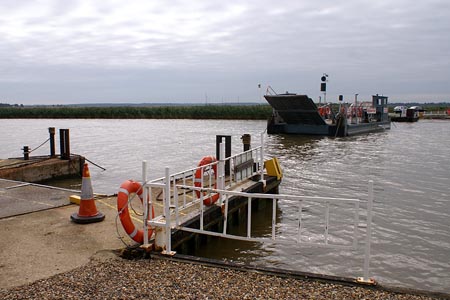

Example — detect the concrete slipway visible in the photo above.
[0,179,130,289]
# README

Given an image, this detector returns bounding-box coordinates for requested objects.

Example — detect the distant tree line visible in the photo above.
[0,105,273,120]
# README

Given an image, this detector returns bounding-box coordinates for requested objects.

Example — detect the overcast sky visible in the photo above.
[1,0,449,105]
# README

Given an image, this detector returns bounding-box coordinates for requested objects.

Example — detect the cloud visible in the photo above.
[0,0,449,103]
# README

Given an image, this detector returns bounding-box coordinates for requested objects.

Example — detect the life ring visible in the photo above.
[117,180,154,244]
[357,107,363,117]
[318,106,331,117]
[318,107,324,116]
[194,156,220,206]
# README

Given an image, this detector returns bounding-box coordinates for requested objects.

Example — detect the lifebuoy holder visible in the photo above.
[117,180,154,244]
[194,156,220,206]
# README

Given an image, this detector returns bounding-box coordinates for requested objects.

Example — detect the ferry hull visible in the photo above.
[265,94,391,137]
[268,120,391,137]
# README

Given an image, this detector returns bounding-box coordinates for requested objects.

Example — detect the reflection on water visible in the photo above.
[1,119,449,293]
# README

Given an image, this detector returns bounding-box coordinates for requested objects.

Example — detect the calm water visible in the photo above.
[1,119,449,293]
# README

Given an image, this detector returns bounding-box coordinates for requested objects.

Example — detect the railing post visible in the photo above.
[247,197,252,238]
[218,142,226,203]
[162,167,175,255]
[358,180,375,284]
[260,132,266,187]
[142,161,149,246]
[271,197,276,240]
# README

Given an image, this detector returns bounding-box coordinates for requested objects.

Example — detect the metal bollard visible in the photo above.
[49,127,56,158]
[23,146,30,160]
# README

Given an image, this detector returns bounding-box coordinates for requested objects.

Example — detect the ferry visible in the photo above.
[264,93,391,137]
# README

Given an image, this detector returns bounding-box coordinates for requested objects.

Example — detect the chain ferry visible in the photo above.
[264,92,391,137]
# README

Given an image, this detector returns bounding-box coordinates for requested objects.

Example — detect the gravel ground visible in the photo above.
[0,252,446,300]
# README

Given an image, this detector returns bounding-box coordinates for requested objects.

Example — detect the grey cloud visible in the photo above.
[0,0,449,104]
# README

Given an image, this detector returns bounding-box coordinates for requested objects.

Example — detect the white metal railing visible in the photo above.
[139,135,375,283]
[423,110,448,115]
[145,134,265,216]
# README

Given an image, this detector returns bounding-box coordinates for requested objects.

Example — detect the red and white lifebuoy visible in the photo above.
[358,107,363,117]
[194,156,220,206]
[117,180,154,244]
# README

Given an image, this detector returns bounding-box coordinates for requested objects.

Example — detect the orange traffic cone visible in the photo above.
[71,163,105,224]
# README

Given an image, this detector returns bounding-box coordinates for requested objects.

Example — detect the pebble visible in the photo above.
[0,254,446,300]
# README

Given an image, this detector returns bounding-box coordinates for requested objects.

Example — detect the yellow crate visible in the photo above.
[264,158,282,180]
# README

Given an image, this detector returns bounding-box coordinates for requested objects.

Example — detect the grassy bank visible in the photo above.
[0,105,273,120]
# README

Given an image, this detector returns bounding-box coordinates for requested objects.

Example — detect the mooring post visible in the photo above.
[48,127,56,158]
[241,133,251,152]
[59,129,70,160]
[22,146,29,160]
[64,129,70,159]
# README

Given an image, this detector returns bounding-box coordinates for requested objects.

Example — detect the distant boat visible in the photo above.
[264,93,391,137]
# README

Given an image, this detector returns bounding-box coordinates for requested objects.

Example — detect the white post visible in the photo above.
[142,160,148,245]
[325,201,330,244]
[260,132,266,187]
[223,194,229,235]
[247,197,252,238]
[163,167,175,255]
[218,142,226,204]
[173,176,179,227]
[353,200,360,249]
[272,198,276,240]
[359,180,374,283]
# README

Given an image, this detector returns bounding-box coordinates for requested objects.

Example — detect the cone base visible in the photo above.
[70,212,105,224]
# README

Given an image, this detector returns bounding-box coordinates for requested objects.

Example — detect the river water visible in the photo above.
[1,119,449,293]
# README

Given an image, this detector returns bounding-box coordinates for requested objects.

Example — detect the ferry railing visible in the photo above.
[141,134,266,249]
[146,173,375,283]
[143,134,265,214]
[140,135,374,282]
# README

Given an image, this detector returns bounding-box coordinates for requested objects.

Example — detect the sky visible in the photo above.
[1,0,450,105]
